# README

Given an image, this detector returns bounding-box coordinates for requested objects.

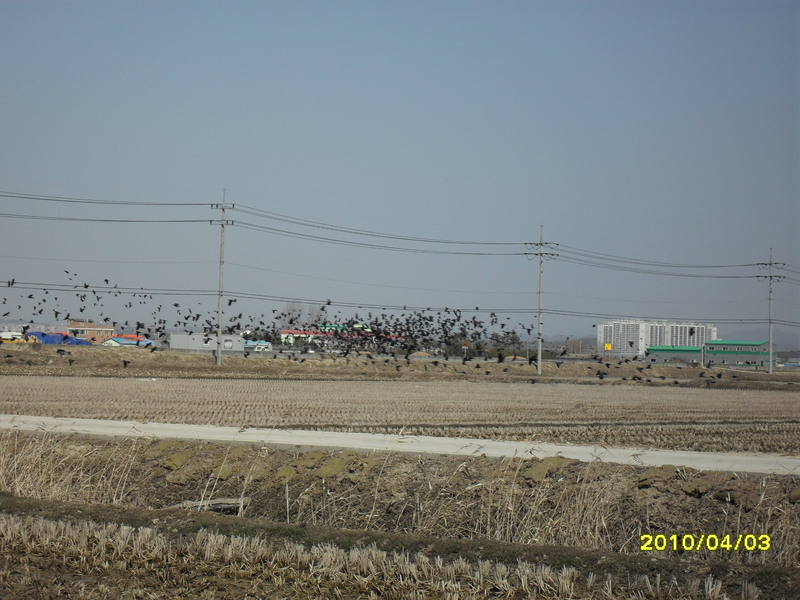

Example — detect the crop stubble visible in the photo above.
[1,372,799,598]
[1,375,798,453]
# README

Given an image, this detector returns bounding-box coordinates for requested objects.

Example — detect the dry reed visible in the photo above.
[1,430,796,568]
[0,512,765,599]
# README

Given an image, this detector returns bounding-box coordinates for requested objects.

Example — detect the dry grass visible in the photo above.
[0,429,145,506]
[1,431,797,569]
[0,511,770,599]
[280,454,799,569]
[1,375,798,452]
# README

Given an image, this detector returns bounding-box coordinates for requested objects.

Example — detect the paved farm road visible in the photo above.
[2,414,798,475]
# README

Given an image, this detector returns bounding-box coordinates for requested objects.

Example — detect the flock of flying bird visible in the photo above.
[3,272,732,386]
[4,271,544,366]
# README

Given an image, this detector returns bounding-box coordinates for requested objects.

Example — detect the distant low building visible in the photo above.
[280,326,369,346]
[280,329,324,345]
[244,340,273,352]
[646,340,769,366]
[169,332,245,355]
[703,340,769,366]
[67,319,114,344]
[645,345,703,364]
[102,335,160,348]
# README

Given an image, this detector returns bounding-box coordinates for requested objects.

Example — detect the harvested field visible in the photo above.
[1,347,798,598]
[0,431,798,599]
[0,509,783,600]
[1,375,798,452]
[2,344,798,389]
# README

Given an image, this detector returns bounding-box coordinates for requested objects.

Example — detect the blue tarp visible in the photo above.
[26,332,92,345]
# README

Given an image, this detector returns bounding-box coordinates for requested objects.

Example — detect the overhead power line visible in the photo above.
[233,220,527,256]
[2,186,795,338]
[231,203,522,246]
[0,187,788,272]
[557,244,761,269]
[227,261,530,295]
[539,307,799,326]
[0,213,209,224]
[5,281,218,297]
[553,255,759,278]
[0,190,209,206]
[7,280,799,328]
[1,254,215,265]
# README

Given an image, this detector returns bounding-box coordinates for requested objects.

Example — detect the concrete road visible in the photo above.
[1,413,798,475]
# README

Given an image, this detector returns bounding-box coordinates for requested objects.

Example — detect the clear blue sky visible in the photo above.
[1,1,798,346]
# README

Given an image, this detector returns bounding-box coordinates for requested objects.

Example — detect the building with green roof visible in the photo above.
[646,340,769,366]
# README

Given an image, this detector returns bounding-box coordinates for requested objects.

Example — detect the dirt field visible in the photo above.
[0,345,798,598]
[2,343,799,388]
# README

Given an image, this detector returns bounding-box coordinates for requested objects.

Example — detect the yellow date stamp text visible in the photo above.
[640,533,770,552]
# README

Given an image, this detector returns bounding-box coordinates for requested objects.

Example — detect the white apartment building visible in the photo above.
[598,320,718,357]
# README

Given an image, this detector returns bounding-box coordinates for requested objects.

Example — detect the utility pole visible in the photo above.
[525,226,558,375]
[757,249,785,374]
[212,190,234,366]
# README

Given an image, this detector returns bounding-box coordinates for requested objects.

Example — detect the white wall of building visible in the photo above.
[597,320,718,356]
